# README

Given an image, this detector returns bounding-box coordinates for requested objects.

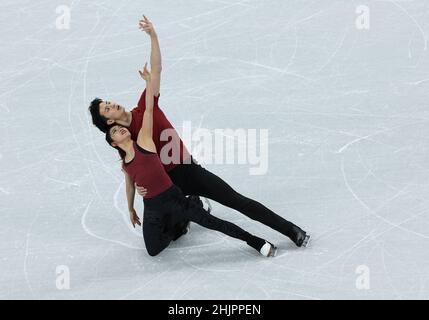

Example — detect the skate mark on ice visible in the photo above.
[341,157,429,239]
[81,200,144,250]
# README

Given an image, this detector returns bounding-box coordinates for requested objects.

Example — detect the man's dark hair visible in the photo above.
[105,124,126,160]
[88,98,109,133]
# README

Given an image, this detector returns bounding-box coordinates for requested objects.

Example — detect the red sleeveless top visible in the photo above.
[122,142,173,199]
[128,90,191,172]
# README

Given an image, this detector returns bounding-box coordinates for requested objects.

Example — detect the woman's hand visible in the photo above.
[129,208,141,228]
[138,62,151,82]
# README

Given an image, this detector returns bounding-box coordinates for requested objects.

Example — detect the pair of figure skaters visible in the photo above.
[89,16,310,258]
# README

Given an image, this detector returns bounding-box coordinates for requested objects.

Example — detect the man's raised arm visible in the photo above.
[139,15,161,97]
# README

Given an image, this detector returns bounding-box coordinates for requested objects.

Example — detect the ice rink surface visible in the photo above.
[1,0,429,299]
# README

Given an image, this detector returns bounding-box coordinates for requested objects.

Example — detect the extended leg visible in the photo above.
[179,159,307,246]
[178,196,270,254]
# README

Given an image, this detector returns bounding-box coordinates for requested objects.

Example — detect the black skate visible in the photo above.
[295,230,311,248]
[172,221,191,241]
[203,197,212,213]
[187,195,212,214]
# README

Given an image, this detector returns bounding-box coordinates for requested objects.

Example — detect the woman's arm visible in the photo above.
[124,171,141,228]
[124,171,135,211]
[137,63,157,152]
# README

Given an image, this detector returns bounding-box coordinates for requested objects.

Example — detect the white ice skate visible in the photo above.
[260,242,278,257]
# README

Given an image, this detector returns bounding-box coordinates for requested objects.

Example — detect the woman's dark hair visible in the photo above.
[105,124,126,160]
[88,98,109,133]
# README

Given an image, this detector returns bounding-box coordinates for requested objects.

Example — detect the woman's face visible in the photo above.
[109,125,131,146]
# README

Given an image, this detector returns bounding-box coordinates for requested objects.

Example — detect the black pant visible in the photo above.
[168,157,304,244]
[143,185,266,257]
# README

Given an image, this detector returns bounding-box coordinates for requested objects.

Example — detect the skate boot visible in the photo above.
[294,227,310,248]
[187,195,212,214]
[259,241,278,257]
[247,237,277,257]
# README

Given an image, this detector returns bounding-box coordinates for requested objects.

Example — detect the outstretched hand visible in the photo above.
[139,15,155,36]
[129,208,141,228]
[138,62,151,81]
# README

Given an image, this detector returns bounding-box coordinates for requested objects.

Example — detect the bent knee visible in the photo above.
[146,247,162,257]
[145,239,170,257]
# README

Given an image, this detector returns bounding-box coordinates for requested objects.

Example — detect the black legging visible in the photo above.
[143,185,266,256]
[168,156,304,245]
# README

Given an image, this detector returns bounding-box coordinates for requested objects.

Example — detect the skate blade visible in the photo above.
[302,234,311,248]
[269,245,278,257]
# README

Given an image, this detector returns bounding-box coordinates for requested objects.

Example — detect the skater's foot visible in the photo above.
[172,221,191,241]
[248,237,277,257]
[294,228,310,247]
[187,195,212,213]
[259,241,278,257]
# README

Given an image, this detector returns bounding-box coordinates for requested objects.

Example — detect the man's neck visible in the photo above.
[114,111,132,127]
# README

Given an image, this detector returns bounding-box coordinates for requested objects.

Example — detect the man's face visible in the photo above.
[99,100,125,124]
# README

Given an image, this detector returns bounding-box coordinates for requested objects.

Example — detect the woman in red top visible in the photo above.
[106,64,277,257]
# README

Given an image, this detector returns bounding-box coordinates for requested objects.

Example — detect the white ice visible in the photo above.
[1,0,429,299]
